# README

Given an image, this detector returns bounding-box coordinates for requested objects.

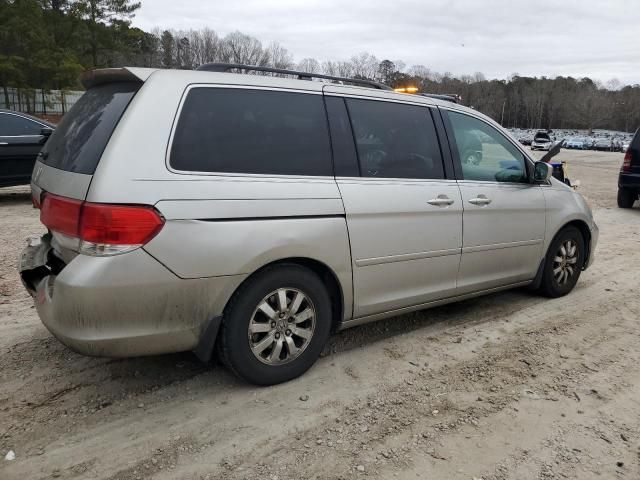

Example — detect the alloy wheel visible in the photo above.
[553,239,578,285]
[247,288,316,365]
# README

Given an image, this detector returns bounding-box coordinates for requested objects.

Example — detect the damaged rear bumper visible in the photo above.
[19,235,244,359]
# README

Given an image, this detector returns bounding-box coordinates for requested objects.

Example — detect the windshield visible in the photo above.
[40,82,139,175]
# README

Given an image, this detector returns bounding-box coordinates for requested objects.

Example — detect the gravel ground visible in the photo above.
[1,149,639,480]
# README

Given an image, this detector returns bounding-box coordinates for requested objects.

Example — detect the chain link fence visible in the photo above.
[1,87,84,116]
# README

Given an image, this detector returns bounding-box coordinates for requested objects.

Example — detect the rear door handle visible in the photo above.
[0,142,8,146]
[468,195,492,206]
[427,195,454,207]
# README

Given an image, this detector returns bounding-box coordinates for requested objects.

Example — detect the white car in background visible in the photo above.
[531,131,553,151]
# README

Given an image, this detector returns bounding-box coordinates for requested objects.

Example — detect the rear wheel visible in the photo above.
[540,226,585,298]
[218,264,332,385]
[617,188,636,208]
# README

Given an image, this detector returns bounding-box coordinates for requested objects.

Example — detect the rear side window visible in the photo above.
[346,99,445,180]
[0,113,43,136]
[40,82,139,175]
[170,88,332,176]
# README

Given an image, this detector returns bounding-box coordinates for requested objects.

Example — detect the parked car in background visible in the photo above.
[0,109,54,187]
[531,131,553,151]
[565,137,587,149]
[618,128,640,208]
[612,138,621,152]
[19,65,598,385]
[621,140,630,152]
[593,138,614,151]
[519,135,533,146]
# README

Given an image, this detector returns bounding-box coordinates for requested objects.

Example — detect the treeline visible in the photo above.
[2,0,639,132]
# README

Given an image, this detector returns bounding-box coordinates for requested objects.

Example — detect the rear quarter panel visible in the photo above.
[144,197,353,321]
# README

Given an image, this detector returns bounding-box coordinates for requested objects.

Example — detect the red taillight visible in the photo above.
[621,151,632,172]
[40,194,83,237]
[80,203,164,245]
[39,193,164,255]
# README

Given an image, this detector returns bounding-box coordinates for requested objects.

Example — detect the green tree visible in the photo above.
[377,59,395,84]
[0,0,52,107]
[71,0,141,67]
[160,30,174,68]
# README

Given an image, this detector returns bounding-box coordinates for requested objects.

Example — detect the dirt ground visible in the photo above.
[1,149,639,480]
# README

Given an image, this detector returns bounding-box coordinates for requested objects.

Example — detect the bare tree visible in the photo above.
[266,42,293,69]
[188,28,220,66]
[220,31,269,66]
[297,58,321,73]
[322,60,353,78]
[350,52,378,79]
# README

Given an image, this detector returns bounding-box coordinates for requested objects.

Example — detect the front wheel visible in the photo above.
[539,226,585,298]
[617,188,636,208]
[218,264,332,385]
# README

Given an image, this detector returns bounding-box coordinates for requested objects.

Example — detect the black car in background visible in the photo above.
[0,109,54,188]
[618,128,640,208]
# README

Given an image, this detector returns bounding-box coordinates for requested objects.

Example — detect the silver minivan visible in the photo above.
[19,65,598,385]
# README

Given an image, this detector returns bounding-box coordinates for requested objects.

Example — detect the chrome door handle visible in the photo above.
[468,196,492,206]
[427,195,454,207]
[0,142,8,146]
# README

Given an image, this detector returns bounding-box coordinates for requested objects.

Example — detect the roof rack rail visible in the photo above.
[419,93,461,103]
[195,63,393,91]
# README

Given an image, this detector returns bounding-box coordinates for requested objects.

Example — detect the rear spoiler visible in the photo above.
[81,67,157,89]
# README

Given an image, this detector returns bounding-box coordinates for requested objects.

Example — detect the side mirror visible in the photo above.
[40,127,54,137]
[533,161,553,183]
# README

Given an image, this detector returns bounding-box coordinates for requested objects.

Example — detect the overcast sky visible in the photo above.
[133,0,639,85]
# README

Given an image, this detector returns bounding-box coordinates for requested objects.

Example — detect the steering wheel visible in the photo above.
[461,149,482,165]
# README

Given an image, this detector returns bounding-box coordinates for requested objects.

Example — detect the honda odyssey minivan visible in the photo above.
[20,65,598,385]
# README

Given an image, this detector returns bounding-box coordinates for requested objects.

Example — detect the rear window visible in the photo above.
[40,82,139,175]
[169,88,332,176]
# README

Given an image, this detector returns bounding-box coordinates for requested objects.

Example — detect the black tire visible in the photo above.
[540,226,585,298]
[218,264,332,385]
[617,188,636,209]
